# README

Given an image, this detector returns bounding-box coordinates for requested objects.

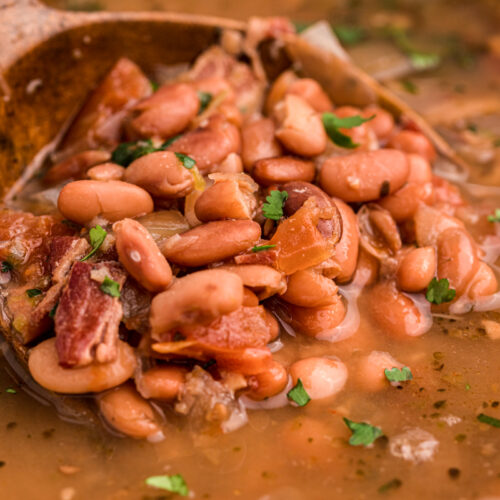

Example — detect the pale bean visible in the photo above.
[113,218,172,292]
[123,151,194,199]
[45,150,111,184]
[241,118,283,171]
[136,365,187,400]
[397,246,436,293]
[356,351,404,392]
[274,94,327,157]
[149,269,244,336]
[281,269,338,307]
[362,106,395,141]
[265,70,298,116]
[58,180,153,225]
[97,384,163,439]
[245,360,288,400]
[388,130,437,163]
[287,78,333,112]
[28,338,136,394]
[162,220,261,267]
[213,152,244,174]
[468,262,498,299]
[86,162,125,181]
[289,357,347,400]
[319,149,409,202]
[414,204,465,248]
[252,156,315,186]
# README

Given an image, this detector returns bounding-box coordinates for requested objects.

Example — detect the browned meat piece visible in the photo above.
[120,277,152,334]
[55,261,126,368]
[49,236,90,283]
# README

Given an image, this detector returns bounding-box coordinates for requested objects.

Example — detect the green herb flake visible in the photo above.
[384,366,413,383]
[487,209,500,223]
[293,21,311,33]
[1,261,13,273]
[262,190,288,221]
[343,417,383,447]
[425,278,456,305]
[333,25,365,46]
[198,91,213,114]
[26,288,42,298]
[409,51,441,70]
[81,225,107,262]
[467,123,478,133]
[150,80,159,92]
[162,135,181,148]
[287,378,311,407]
[493,139,500,148]
[251,244,276,253]
[322,112,374,149]
[378,478,402,494]
[174,152,196,170]
[465,383,471,391]
[145,474,189,496]
[110,139,159,167]
[100,276,121,298]
[477,413,500,428]
[5,388,16,394]
[49,302,58,319]
[401,79,418,94]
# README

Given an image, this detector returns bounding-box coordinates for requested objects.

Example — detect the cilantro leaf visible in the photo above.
[477,413,500,428]
[409,51,441,70]
[150,80,159,92]
[198,91,213,114]
[111,139,159,167]
[251,244,276,253]
[26,288,42,298]
[425,278,456,305]
[333,25,365,46]
[162,135,181,148]
[100,276,120,298]
[488,209,500,223]
[81,225,107,262]
[378,478,402,494]
[401,80,418,94]
[5,388,16,394]
[343,417,383,446]
[145,474,189,496]
[49,302,58,319]
[287,379,311,407]
[262,190,288,221]
[384,366,413,383]
[1,261,13,273]
[174,153,196,169]
[293,21,311,33]
[322,113,374,149]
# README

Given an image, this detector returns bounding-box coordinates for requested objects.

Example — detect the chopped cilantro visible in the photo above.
[333,25,365,45]
[384,366,413,383]
[198,91,213,114]
[287,379,311,407]
[111,139,161,167]
[425,278,456,305]
[378,478,402,494]
[145,474,189,496]
[465,383,471,391]
[493,139,500,148]
[401,79,418,94]
[262,190,288,221]
[488,209,500,223]
[409,51,441,70]
[251,244,276,253]
[293,21,310,33]
[477,413,500,428]
[467,123,478,133]
[174,153,196,169]
[81,225,107,262]
[150,80,159,92]
[100,276,120,298]
[49,302,58,319]
[343,417,383,446]
[26,289,42,298]
[5,388,16,394]
[1,261,13,273]
[162,135,181,148]
[322,112,374,149]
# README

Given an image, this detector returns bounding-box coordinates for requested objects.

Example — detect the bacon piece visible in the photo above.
[55,261,126,368]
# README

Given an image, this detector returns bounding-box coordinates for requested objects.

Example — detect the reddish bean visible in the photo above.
[397,246,436,293]
[246,360,288,400]
[287,78,333,112]
[388,130,437,163]
[252,156,316,186]
[45,150,111,184]
[86,162,125,181]
[355,351,404,392]
[281,269,338,307]
[241,118,283,171]
[362,106,395,141]
[136,365,187,400]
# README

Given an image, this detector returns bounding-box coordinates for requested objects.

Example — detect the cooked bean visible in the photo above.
[242,288,260,307]
[355,351,404,392]
[97,384,163,439]
[192,77,235,103]
[287,78,333,112]
[113,218,172,292]
[86,162,125,181]
[265,311,280,341]
[246,360,288,400]
[252,156,315,186]
[362,106,395,141]
[281,269,338,307]
[136,365,187,400]
[58,180,153,225]
[162,220,261,267]
[217,102,243,128]
[414,204,465,248]
[468,262,498,299]
[397,246,436,293]
[213,152,244,174]
[388,130,437,163]
[265,70,298,116]
[282,181,332,216]
[332,106,377,150]
[274,94,327,157]
[149,269,244,336]
[28,338,136,394]
[127,83,199,139]
[289,357,347,400]
[352,248,379,287]
[319,149,409,202]
[241,118,283,171]
[45,150,111,184]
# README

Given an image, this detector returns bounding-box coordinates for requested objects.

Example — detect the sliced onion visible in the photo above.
[137,210,190,246]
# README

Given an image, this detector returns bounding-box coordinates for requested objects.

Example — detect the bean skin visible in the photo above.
[58,180,153,225]
[162,220,261,267]
[241,118,283,171]
[113,218,172,293]
[319,149,409,202]
[86,162,125,181]
[123,151,194,199]
[28,338,136,394]
[136,365,187,400]
[245,360,288,400]
[355,351,404,392]
[287,78,333,112]
[397,246,436,293]
[252,156,316,186]
[388,130,437,163]
[281,269,338,307]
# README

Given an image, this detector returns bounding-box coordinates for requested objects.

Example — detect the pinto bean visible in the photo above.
[414,205,465,248]
[287,78,333,112]
[245,360,288,400]
[28,338,136,394]
[289,357,347,400]
[58,180,153,225]
[319,149,409,202]
[281,269,338,307]
[353,248,379,287]
[136,365,187,400]
[282,181,332,216]
[113,218,172,292]
[162,220,261,267]
[97,384,163,439]
[355,351,404,392]
[242,288,260,306]
[468,262,498,299]
[252,157,315,186]
[45,150,111,184]
[86,162,125,181]
[149,269,244,337]
[362,106,395,141]
[192,77,236,103]
[265,70,298,116]
[127,83,199,139]
[274,94,327,157]
[213,152,244,174]
[123,151,194,199]
[332,106,377,151]
[388,130,437,163]
[241,118,283,171]
[397,246,436,293]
